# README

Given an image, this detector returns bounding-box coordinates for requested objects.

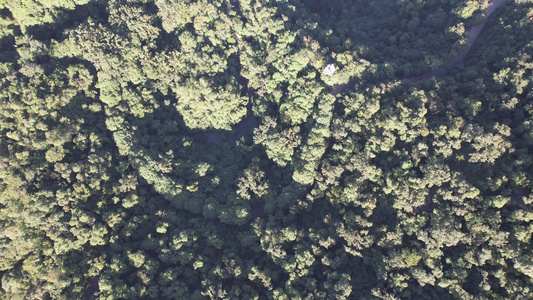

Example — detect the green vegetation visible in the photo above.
[0,0,532,298]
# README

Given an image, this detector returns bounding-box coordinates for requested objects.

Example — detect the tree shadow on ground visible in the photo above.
[25,1,109,41]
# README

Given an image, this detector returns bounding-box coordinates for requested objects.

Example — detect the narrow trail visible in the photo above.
[332,0,507,94]
[206,0,508,145]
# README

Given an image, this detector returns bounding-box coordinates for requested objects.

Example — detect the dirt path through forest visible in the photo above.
[207,0,507,145]
[332,0,507,94]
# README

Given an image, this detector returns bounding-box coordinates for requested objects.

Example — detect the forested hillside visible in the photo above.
[1,0,533,299]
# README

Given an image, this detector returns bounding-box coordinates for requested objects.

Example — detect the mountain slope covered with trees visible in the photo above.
[0,0,533,299]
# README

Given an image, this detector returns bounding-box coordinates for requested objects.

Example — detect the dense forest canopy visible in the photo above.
[0,0,533,299]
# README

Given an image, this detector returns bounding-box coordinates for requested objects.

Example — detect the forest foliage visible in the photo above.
[0,0,533,299]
